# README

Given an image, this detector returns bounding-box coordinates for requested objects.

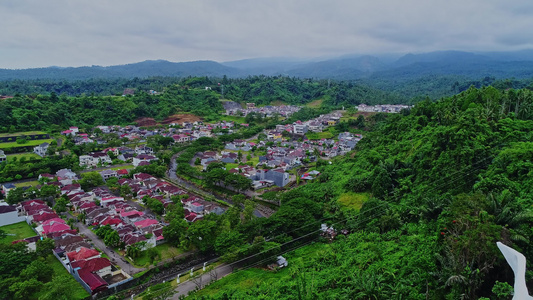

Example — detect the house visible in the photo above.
[0,150,6,163]
[79,153,112,167]
[2,183,16,198]
[172,134,190,143]
[132,154,158,167]
[33,142,50,157]
[135,145,153,155]
[99,169,118,181]
[56,168,78,182]
[116,169,129,177]
[254,169,290,187]
[293,124,308,135]
[0,204,25,226]
[187,202,204,213]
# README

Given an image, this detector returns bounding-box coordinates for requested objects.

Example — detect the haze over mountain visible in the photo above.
[2,50,533,83]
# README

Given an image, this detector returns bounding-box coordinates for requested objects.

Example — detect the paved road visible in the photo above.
[68,213,144,275]
[171,264,234,299]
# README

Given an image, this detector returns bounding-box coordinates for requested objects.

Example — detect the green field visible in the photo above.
[190,242,326,298]
[0,138,54,149]
[0,221,37,245]
[133,244,185,267]
[0,131,47,138]
[6,153,42,162]
[14,180,40,188]
[110,164,135,170]
[337,192,371,210]
[306,131,334,140]
[305,99,324,108]
[217,115,246,124]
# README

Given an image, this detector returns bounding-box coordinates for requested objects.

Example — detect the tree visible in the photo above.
[243,200,256,223]
[20,259,53,282]
[8,278,42,300]
[104,230,120,248]
[39,275,76,300]
[36,238,55,257]
[187,216,221,253]
[40,184,58,199]
[53,197,69,213]
[6,188,25,205]
[78,171,104,190]
[126,243,142,259]
[163,218,188,247]
[120,184,132,198]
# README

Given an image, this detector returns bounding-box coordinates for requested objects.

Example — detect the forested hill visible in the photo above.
[3,50,533,100]
[188,86,533,299]
[0,76,402,133]
[0,60,241,81]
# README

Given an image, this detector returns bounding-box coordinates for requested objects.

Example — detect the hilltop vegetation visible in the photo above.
[187,86,533,299]
[0,76,403,133]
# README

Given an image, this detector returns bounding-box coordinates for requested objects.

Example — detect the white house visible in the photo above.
[79,153,112,167]
[0,204,25,226]
[33,142,50,157]
[0,150,6,163]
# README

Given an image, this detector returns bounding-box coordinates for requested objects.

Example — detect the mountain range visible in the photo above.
[2,50,533,82]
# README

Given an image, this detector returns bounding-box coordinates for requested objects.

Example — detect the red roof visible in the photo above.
[43,222,71,235]
[71,257,111,272]
[134,219,158,228]
[101,218,122,226]
[120,210,144,218]
[42,218,66,226]
[116,169,129,175]
[46,229,78,238]
[32,212,59,222]
[78,269,108,293]
[67,247,100,262]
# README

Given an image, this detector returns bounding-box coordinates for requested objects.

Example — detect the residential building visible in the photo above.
[0,204,25,226]
[34,142,50,157]
[293,124,308,135]
[0,150,6,163]
[132,154,158,167]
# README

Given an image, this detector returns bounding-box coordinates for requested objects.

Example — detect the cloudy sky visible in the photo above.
[1,0,532,69]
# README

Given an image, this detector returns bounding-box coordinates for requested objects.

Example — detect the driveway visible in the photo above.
[70,214,144,275]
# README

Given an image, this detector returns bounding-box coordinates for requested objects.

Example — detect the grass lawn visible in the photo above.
[305,99,324,108]
[133,244,186,267]
[0,138,54,149]
[217,115,246,124]
[14,180,40,188]
[247,156,259,165]
[225,163,240,170]
[110,164,135,170]
[0,131,47,138]
[306,131,334,140]
[6,152,42,162]
[0,221,37,244]
[30,255,90,300]
[191,242,326,298]
[337,192,371,210]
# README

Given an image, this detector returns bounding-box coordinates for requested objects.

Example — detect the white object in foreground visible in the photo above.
[496,242,533,300]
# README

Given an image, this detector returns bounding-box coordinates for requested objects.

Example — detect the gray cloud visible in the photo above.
[1,0,532,68]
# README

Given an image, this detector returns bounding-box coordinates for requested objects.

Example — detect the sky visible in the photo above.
[2,0,533,69]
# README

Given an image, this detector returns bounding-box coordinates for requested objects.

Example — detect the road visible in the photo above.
[171,264,234,299]
[68,213,144,275]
